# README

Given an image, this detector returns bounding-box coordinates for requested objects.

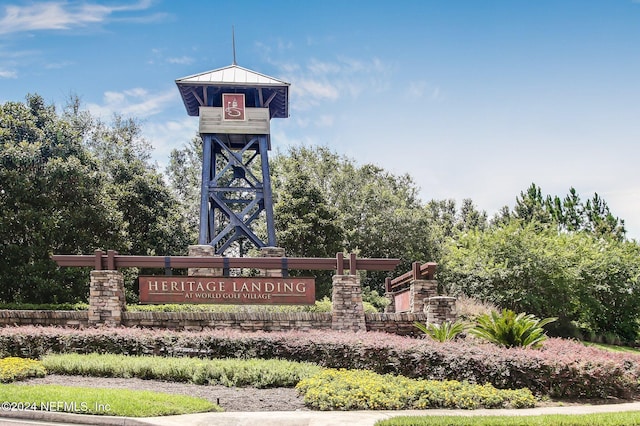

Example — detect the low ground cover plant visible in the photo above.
[296,369,536,410]
[1,326,639,399]
[0,383,220,417]
[0,357,46,382]
[42,353,321,387]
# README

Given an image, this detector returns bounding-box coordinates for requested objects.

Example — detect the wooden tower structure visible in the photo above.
[176,64,289,255]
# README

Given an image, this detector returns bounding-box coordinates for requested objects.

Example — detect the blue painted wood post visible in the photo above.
[199,134,212,245]
[259,135,277,247]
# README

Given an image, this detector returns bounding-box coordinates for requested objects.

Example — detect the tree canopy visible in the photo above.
[2,94,640,343]
[0,95,189,303]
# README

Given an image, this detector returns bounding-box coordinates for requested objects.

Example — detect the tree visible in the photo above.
[274,173,343,258]
[166,136,201,242]
[440,220,640,340]
[271,146,434,294]
[456,198,488,233]
[583,193,626,241]
[85,114,193,257]
[513,183,554,226]
[504,183,626,241]
[274,173,344,298]
[0,95,125,303]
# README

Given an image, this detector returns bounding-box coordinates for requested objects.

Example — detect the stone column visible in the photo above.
[259,246,286,278]
[426,296,457,325]
[384,291,396,313]
[89,270,125,327]
[410,279,438,313]
[331,275,366,332]
[188,244,222,276]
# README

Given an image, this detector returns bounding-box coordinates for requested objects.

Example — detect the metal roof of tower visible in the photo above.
[176,64,290,118]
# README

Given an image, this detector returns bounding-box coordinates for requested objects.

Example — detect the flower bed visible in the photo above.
[0,326,638,399]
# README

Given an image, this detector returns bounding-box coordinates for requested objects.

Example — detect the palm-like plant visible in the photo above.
[469,309,556,349]
[414,320,468,342]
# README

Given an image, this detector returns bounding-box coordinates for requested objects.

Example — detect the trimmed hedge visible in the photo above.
[0,326,638,399]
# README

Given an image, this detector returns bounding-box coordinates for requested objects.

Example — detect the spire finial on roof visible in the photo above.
[232,25,237,65]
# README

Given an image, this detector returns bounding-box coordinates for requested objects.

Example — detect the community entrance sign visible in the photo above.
[139,276,315,305]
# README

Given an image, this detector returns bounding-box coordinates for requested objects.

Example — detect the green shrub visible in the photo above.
[0,357,46,382]
[0,303,88,311]
[470,309,556,348]
[414,320,468,342]
[296,369,536,410]
[305,296,378,314]
[42,353,322,388]
[2,326,638,399]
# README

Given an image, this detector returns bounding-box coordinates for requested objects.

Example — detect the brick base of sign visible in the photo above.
[0,310,429,336]
[188,245,222,276]
[0,310,88,327]
[331,275,366,332]
[366,313,428,336]
[89,270,126,326]
[426,296,457,325]
[121,311,332,331]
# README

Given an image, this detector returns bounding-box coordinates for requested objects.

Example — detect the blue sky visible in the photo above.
[1,0,640,238]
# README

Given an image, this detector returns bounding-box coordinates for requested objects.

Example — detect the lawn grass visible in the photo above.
[0,383,220,417]
[585,342,640,354]
[375,411,640,426]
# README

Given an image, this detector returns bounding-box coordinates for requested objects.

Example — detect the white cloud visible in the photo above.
[406,81,443,101]
[282,55,394,112]
[44,60,73,69]
[167,56,194,65]
[315,115,334,128]
[143,116,199,168]
[0,69,17,78]
[87,87,179,120]
[293,78,339,101]
[0,0,154,35]
[307,58,341,75]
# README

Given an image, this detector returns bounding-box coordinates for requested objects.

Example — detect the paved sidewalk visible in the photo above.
[139,402,640,425]
[3,402,640,426]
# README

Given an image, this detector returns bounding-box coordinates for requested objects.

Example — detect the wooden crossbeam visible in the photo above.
[52,251,401,274]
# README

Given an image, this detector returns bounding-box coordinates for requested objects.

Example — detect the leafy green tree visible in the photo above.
[572,236,640,340]
[271,146,433,294]
[85,114,192,257]
[439,221,579,331]
[166,136,201,242]
[273,173,344,298]
[274,173,343,257]
[0,95,125,303]
[441,220,640,340]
